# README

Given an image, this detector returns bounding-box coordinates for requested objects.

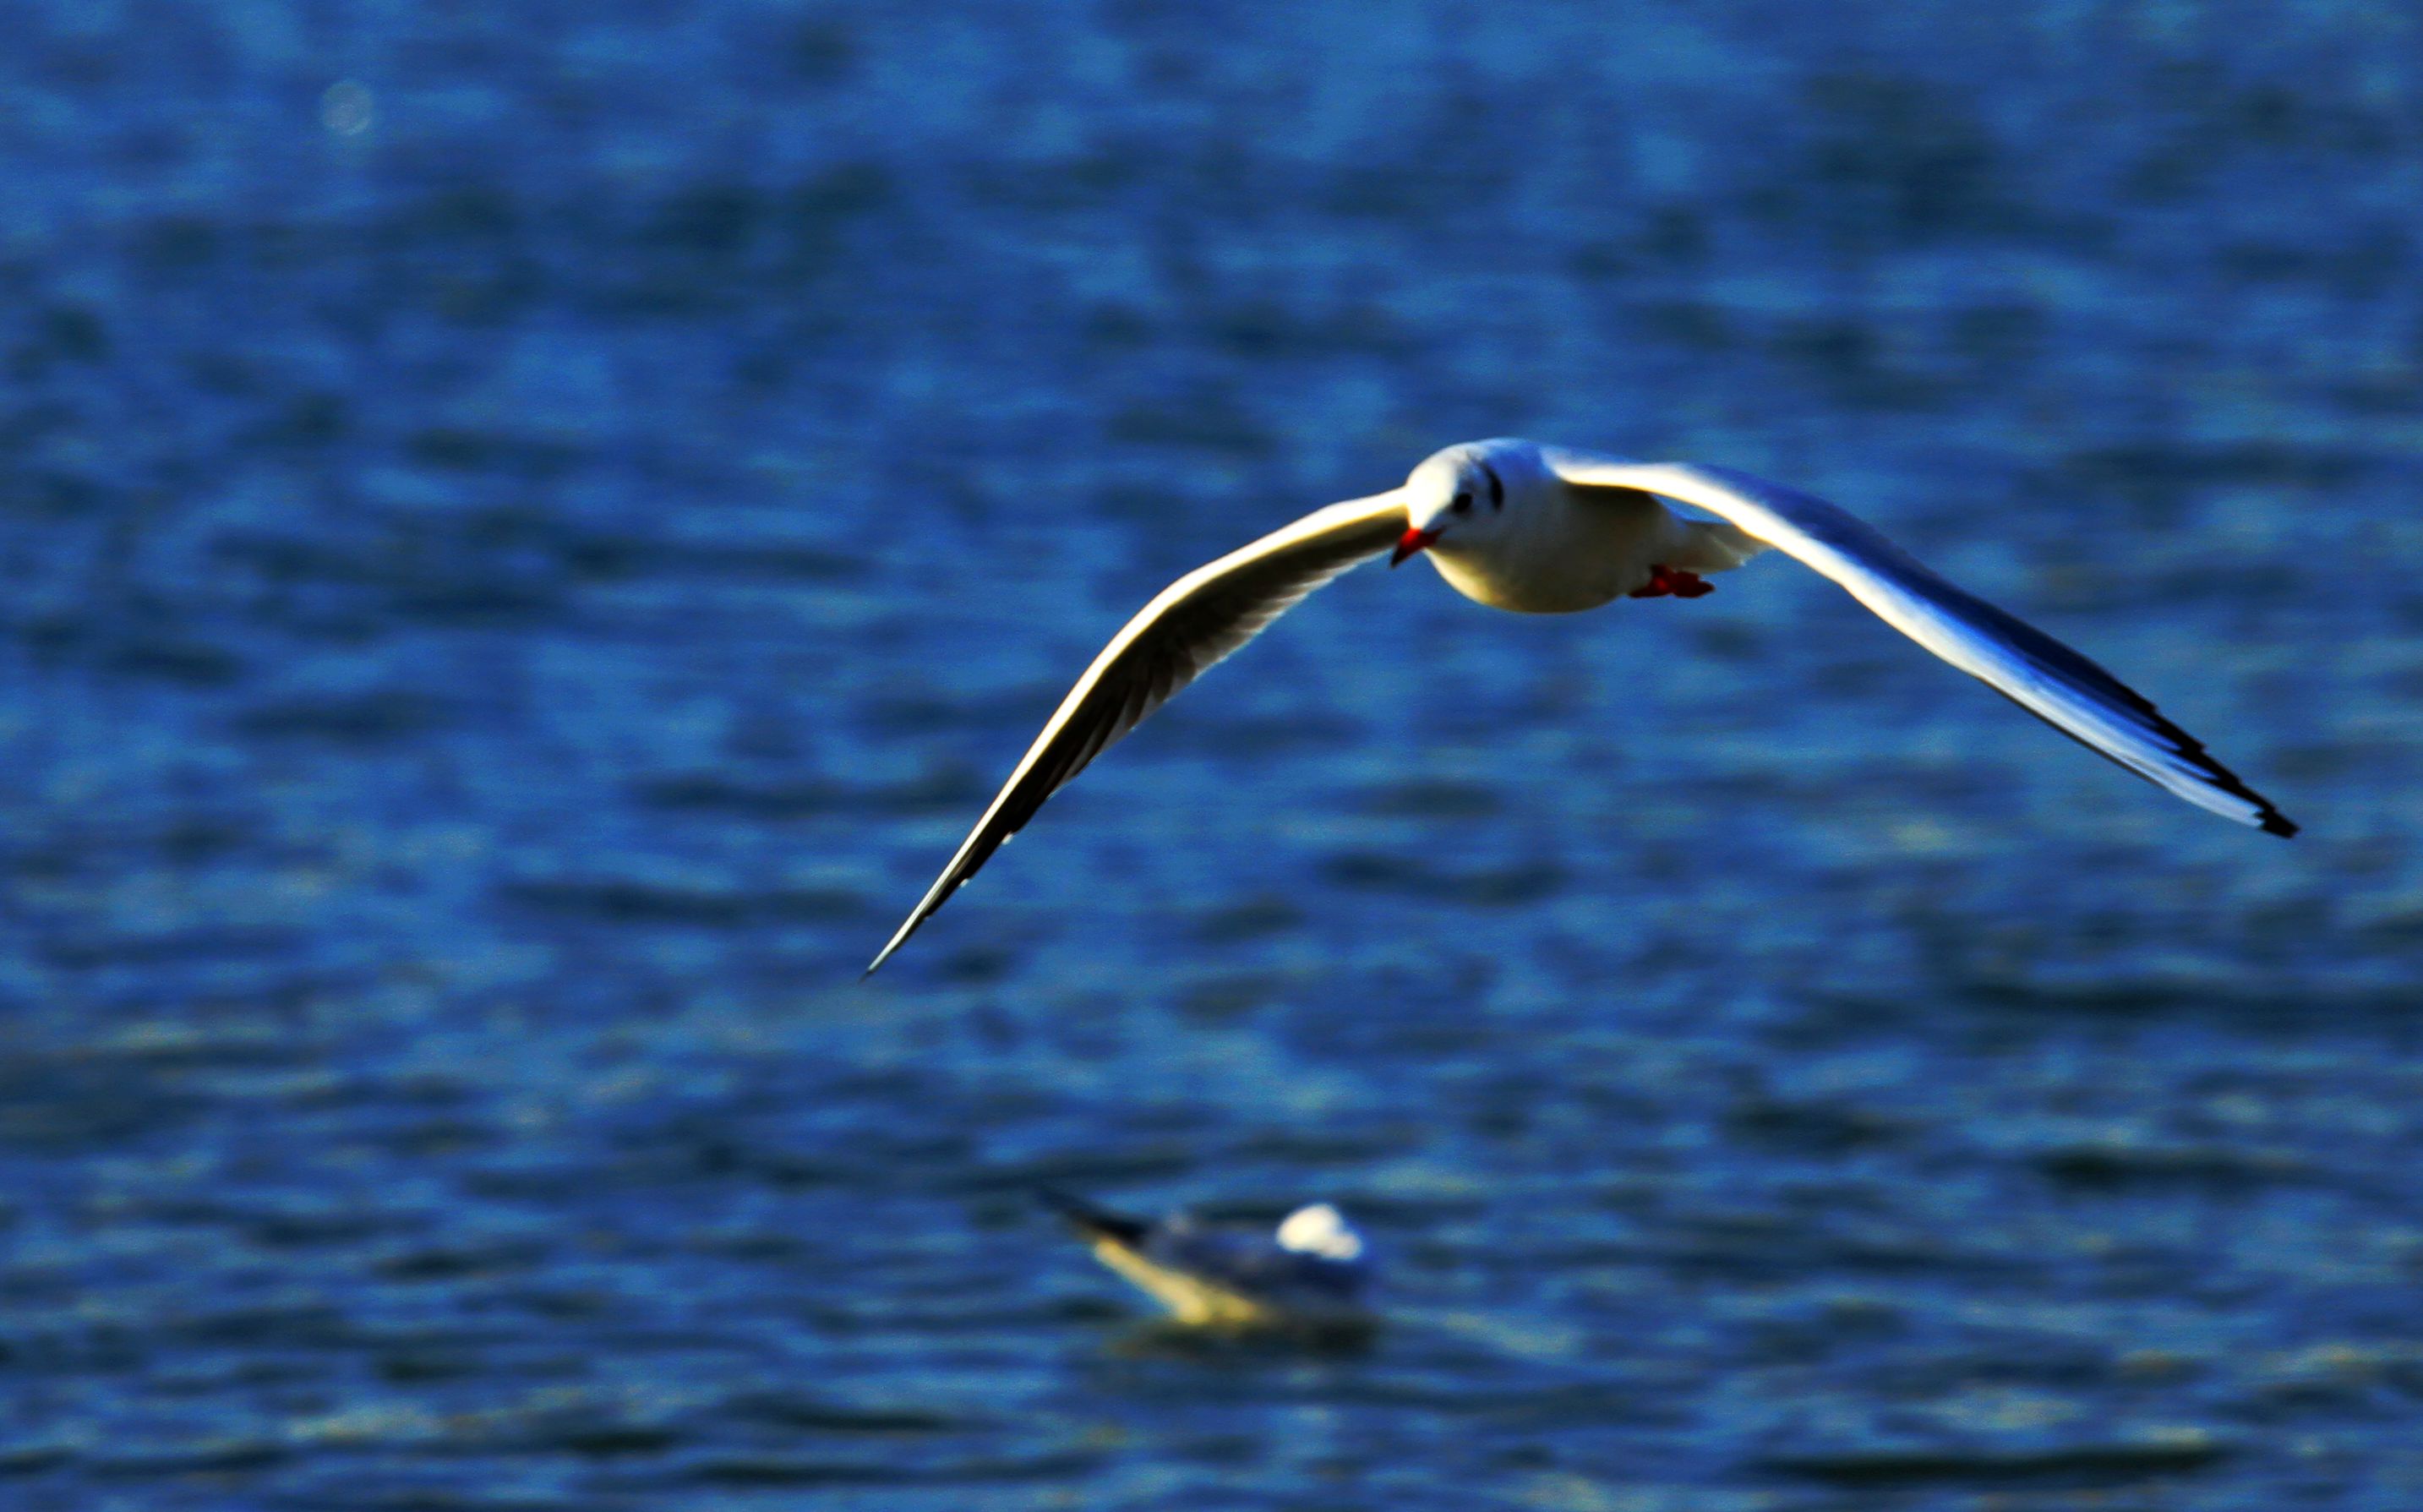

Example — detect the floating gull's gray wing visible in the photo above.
[869,490,1409,974]
[1546,449,2297,838]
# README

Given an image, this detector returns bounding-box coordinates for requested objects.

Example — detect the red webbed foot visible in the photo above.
[1629,565,1714,599]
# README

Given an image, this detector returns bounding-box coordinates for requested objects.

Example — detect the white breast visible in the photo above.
[1426,484,1674,614]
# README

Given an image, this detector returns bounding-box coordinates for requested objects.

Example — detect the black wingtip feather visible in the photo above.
[1982,685,2295,838]
[1036,1187,1150,1246]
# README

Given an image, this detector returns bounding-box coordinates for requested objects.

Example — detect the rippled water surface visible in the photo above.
[4,3,2423,1508]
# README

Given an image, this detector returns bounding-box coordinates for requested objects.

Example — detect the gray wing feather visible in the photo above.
[867,490,1410,974]
[1153,1225,1369,1310]
[1547,450,2295,838]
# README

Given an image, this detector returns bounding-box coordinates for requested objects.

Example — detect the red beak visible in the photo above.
[1390,525,1441,567]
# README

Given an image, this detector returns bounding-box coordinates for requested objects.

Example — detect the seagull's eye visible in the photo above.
[1450,492,1472,514]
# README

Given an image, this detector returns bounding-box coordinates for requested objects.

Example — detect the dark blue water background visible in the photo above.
[3,3,2422,1507]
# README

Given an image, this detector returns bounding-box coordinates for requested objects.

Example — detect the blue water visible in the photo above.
[3,3,2421,1508]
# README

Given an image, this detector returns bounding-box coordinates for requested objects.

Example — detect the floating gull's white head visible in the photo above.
[1274,1202,1365,1263]
[1390,441,1525,567]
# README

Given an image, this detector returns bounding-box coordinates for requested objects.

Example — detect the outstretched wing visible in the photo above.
[867,490,1410,974]
[1547,449,2296,838]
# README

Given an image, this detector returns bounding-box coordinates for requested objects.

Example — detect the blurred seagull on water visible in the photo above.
[1041,1188,1375,1332]
[870,439,2297,973]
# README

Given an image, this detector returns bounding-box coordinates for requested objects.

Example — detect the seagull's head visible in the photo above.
[1392,445,1512,566]
[1274,1202,1366,1263]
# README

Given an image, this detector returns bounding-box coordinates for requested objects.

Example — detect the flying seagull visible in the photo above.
[1040,1187,1374,1329]
[869,439,2295,973]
